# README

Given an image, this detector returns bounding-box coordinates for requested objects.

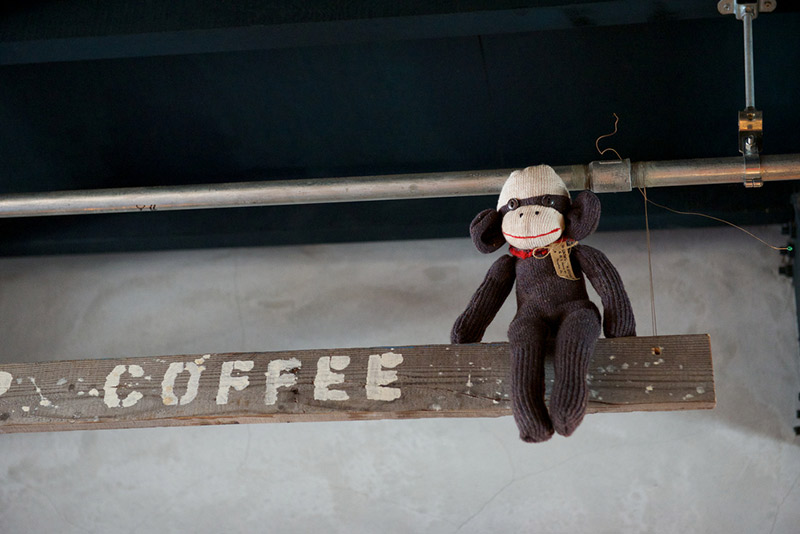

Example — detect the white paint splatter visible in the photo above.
[430,403,442,411]
[366,352,403,401]
[77,378,84,382]
[144,376,152,381]
[495,379,503,385]
[265,358,302,405]
[621,363,629,370]
[609,355,616,360]
[77,391,85,396]
[696,386,706,394]
[683,393,695,400]
[29,377,53,407]
[56,378,68,386]
[466,374,473,388]
[88,388,99,397]
[314,356,350,401]
[644,362,651,368]
[216,360,254,405]
[679,364,684,370]
[16,378,22,385]
[645,385,654,393]
[21,406,30,412]
[194,354,212,366]
[0,372,12,396]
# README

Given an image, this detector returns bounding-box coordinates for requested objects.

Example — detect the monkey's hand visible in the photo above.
[574,245,636,338]
[602,311,636,339]
[450,255,516,344]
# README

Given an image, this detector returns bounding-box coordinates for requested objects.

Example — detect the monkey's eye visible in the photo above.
[506,198,519,210]
[544,196,555,207]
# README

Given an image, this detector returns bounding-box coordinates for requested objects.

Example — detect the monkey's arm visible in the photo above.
[451,254,516,344]
[574,245,636,338]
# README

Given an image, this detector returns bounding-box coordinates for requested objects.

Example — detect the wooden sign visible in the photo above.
[0,335,714,434]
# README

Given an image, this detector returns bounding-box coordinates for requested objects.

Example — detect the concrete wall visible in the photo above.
[1,225,798,533]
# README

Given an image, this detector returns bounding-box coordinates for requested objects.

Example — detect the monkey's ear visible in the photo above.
[565,190,601,241]
[470,209,506,253]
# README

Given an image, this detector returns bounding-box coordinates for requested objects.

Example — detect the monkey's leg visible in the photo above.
[549,307,601,437]
[508,316,553,443]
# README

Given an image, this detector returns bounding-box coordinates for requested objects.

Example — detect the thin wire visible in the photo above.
[594,113,659,335]
[641,187,658,336]
[595,113,623,161]
[637,189,790,251]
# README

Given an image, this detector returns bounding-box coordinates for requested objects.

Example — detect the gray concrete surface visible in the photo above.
[0,225,798,533]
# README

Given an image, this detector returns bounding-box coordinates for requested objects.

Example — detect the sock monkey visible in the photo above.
[451,165,635,442]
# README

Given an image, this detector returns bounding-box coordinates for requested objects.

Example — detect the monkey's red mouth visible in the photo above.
[502,228,561,240]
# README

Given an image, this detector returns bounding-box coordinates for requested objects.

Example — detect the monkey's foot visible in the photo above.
[512,393,554,442]
[549,390,588,437]
[517,419,555,443]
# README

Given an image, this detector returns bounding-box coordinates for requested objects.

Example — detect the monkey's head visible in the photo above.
[470,165,601,253]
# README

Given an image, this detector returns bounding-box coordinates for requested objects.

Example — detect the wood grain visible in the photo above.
[0,335,713,434]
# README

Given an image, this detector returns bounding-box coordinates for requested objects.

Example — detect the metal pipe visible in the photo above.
[0,154,798,218]
[742,10,756,108]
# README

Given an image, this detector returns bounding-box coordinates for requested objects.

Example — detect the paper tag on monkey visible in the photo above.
[548,241,579,281]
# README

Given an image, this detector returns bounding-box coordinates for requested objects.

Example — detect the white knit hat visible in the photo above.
[497,165,570,211]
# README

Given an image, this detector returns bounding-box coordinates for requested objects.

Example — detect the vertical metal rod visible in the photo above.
[742,10,755,108]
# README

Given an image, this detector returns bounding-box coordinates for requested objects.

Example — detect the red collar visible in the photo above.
[509,238,576,259]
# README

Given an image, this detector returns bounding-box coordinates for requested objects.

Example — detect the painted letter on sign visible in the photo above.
[366,352,403,401]
[314,356,350,401]
[216,360,254,405]
[103,364,145,408]
[265,358,302,405]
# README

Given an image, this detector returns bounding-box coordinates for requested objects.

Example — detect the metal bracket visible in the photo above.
[588,159,632,193]
[717,0,776,19]
[739,108,763,155]
[719,0,775,188]
[743,153,762,188]
[740,108,763,187]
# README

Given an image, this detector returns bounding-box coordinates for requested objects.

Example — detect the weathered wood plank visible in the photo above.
[0,335,713,434]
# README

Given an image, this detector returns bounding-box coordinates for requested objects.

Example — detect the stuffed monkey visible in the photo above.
[451,165,635,442]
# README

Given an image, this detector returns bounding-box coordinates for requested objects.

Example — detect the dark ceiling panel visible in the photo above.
[0,3,798,256]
